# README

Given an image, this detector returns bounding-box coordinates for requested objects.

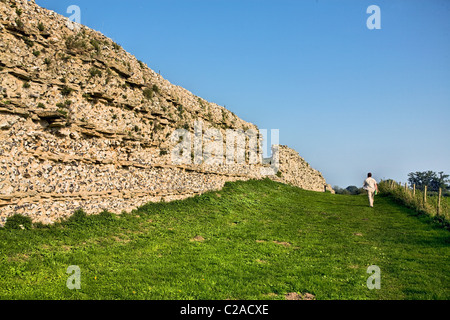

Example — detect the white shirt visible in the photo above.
[363,177,377,191]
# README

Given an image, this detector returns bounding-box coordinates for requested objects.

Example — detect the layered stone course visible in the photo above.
[0,0,333,225]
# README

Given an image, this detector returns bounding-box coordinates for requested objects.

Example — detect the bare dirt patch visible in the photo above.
[273,240,291,247]
[112,235,131,243]
[285,292,316,300]
[190,235,205,242]
[255,259,267,264]
[8,253,30,262]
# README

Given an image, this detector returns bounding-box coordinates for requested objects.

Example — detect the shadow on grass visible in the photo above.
[379,195,450,232]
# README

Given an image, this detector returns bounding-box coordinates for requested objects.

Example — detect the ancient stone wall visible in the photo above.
[0,0,332,225]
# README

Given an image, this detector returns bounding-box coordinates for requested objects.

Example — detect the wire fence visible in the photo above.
[378,179,449,224]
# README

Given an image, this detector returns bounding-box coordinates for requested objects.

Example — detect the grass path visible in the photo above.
[0,179,449,300]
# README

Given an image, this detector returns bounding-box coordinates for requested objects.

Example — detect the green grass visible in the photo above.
[0,179,449,300]
[378,180,450,224]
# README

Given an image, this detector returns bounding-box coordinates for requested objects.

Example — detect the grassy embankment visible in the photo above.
[1,179,449,300]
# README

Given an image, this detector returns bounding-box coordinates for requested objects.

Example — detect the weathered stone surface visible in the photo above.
[0,0,333,226]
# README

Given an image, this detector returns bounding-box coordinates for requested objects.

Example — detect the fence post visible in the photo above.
[413,184,416,196]
[437,188,442,216]
[424,185,427,206]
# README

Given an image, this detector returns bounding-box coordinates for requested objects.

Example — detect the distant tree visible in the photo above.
[334,186,365,195]
[333,186,347,195]
[346,186,360,195]
[408,171,450,192]
[433,172,450,192]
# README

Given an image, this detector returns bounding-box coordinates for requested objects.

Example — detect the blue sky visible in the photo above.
[35,0,450,188]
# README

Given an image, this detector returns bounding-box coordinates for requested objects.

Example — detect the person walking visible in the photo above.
[363,173,379,208]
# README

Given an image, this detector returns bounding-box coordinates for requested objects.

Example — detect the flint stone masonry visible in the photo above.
[0,0,333,225]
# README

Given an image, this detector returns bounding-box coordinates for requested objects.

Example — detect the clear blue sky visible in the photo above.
[36,0,450,188]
